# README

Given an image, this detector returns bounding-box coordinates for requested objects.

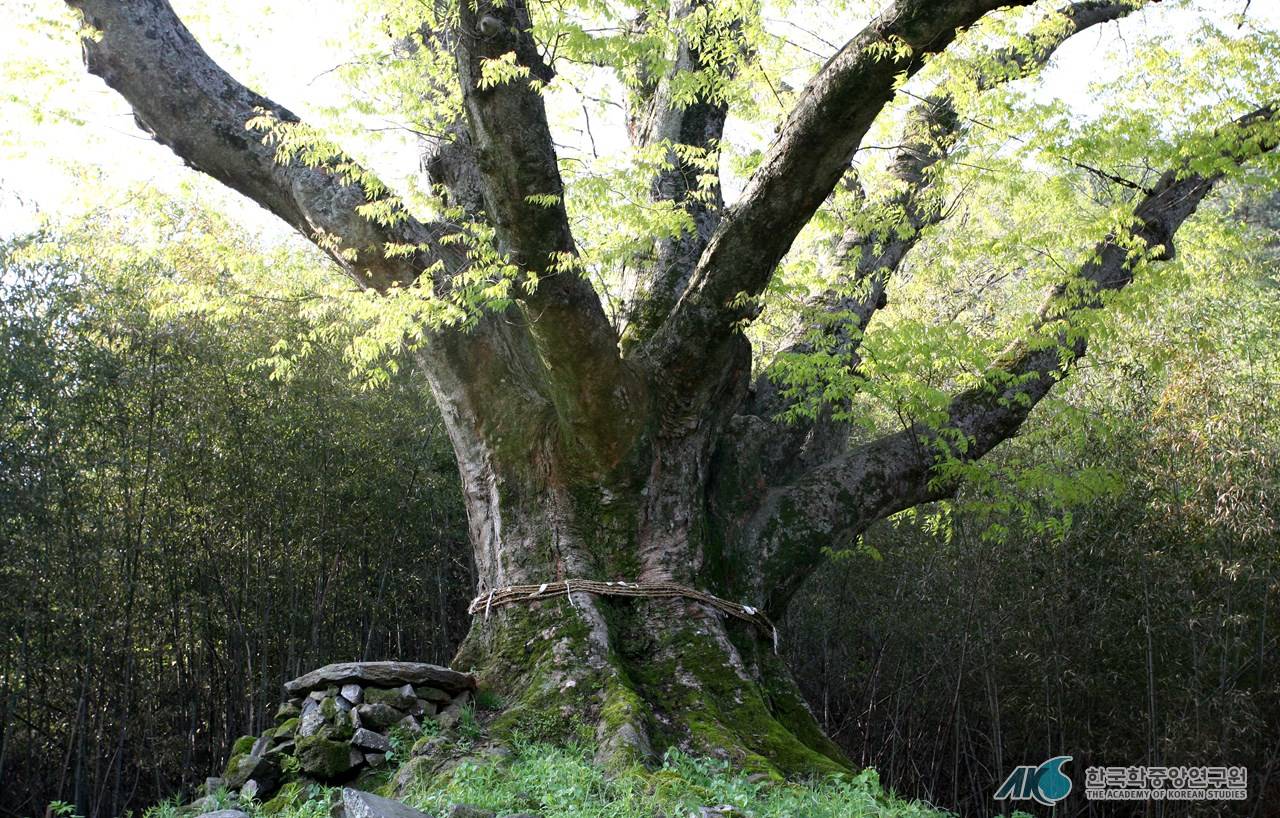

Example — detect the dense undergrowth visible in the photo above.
[146,743,959,818]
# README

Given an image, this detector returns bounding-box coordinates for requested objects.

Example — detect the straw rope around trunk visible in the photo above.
[467,580,779,652]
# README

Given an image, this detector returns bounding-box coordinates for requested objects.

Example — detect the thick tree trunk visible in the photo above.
[420,338,847,776]
[453,582,845,776]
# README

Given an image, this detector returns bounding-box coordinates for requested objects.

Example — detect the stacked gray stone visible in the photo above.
[335,788,540,818]
[221,661,475,801]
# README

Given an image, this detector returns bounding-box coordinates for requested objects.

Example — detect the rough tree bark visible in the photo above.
[64,0,1276,777]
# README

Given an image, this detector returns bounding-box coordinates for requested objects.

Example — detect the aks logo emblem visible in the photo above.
[994,756,1073,806]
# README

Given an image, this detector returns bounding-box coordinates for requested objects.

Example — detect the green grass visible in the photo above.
[229,741,952,818]
[398,743,950,818]
[139,794,185,818]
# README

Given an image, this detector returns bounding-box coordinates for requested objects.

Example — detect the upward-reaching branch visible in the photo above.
[68,0,641,463]
[66,0,464,293]
[399,16,487,218]
[619,0,743,347]
[454,1,641,459]
[793,0,1157,367]
[745,103,1278,616]
[640,0,1036,393]
[746,0,1152,467]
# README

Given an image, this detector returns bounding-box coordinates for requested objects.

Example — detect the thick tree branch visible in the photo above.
[805,0,1159,353]
[63,1,558,479]
[422,121,487,217]
[806,0,1158,354]
[618,0,741,347]
[741,0,1149,483]
[69,0,641,464]
[396,17,487,218]
[454,1,642,461]
[454,1,571,273]
[640,0,1036,393]
[746,103,1278,617]
[66,0,466,293]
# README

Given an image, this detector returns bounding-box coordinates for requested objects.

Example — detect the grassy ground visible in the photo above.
[404,744,952,818]
[157,740,960,818]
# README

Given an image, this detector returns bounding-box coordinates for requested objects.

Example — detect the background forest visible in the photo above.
[3,0,1280,816]
[0,215,473,814]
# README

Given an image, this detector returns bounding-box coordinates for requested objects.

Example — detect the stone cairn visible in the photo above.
[219,661,475,802]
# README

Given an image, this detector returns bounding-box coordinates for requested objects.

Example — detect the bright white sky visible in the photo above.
[0,0,1275,246]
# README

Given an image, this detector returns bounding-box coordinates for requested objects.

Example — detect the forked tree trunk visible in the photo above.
[422,339,848,775]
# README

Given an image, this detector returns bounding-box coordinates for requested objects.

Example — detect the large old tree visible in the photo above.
[62,0,1278,773]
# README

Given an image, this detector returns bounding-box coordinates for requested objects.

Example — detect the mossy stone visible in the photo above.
[322,720,354,742]
[410,734,436,756]
[364,686,414,710]
[259,781,303,815]
[267,739,295,756]
[390,756,434,797]
[274,702,301,723]
[351,765,392,794]
[226,751,282,791]
[355,702,403,730]
[275,717,300,738]
[413,686,451,704]
[295,734,355,778]
[231,735,256,757]
[319,696,340,722]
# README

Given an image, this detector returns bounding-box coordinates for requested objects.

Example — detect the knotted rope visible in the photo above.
[467,579,779,652]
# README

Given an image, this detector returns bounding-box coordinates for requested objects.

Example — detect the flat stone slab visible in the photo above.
[283,661,474,697]
[351,727,391,752]
[341,788,435,818]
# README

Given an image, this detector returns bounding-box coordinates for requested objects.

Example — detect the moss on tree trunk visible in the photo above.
[452,543,846,777]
